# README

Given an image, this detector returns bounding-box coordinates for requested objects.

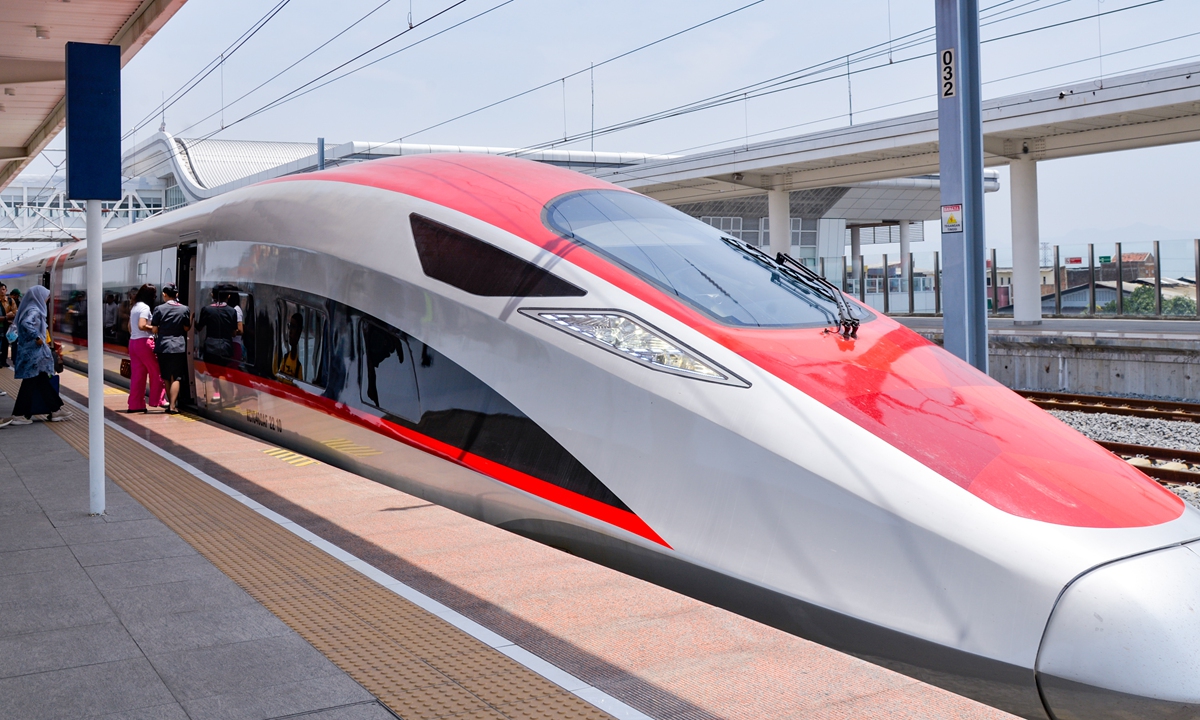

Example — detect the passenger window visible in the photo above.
[359,320,421,424]
[274,300,326,387]
[227,290,254,366]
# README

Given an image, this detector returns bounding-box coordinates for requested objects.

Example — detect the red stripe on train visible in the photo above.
[195,361,671,548]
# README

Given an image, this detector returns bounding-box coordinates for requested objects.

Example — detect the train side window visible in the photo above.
[410,214,586,297]
[359,320,421,424]
[274,300,326,388]
[229,291,255,366]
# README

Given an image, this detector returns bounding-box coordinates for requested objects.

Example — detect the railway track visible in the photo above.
[1016,391,1200,487]
[1021,390,1200,423]
[1097,441,1200,485]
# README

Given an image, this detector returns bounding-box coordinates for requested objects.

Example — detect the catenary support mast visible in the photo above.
[935,0,988,370]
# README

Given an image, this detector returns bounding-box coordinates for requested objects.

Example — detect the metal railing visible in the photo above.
[822,238,1200,319]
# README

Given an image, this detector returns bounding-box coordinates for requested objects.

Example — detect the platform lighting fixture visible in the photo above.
[524,310,748,387]
[35,26,49,39]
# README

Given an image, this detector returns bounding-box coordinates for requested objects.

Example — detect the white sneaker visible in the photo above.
[47,412,69,422]
[7,417,32,426]
[0,390,6,396]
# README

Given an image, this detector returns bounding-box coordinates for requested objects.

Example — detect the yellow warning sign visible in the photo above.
[941,204,964,233]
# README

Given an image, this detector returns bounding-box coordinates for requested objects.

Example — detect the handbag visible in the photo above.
[4,327,14,343]
[120,358,132,379]
[51,341,64,374]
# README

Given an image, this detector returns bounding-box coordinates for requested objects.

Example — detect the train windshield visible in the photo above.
[543,189,845,328]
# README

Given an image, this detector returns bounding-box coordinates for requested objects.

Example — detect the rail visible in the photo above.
[1020,391,1200,423]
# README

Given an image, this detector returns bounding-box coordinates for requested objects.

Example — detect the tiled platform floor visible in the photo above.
[30,366,1017,720]
[0,391,394,720]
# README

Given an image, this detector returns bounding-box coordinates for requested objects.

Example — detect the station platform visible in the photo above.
[0,366,1016,720]
[895,315,1200,340]
[894,316,1200,399]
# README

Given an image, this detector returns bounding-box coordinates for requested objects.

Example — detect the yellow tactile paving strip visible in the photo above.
[0,375,612,720]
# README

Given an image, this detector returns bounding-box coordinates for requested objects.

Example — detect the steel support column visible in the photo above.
[936,0,988,369]
[850,226,862,287]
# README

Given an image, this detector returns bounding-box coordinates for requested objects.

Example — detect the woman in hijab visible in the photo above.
[1,285,67,426]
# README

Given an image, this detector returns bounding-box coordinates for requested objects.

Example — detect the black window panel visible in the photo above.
[274,300,327,388]
[360,320,421,424]
[358,314,628,512]
[410,214,586,297]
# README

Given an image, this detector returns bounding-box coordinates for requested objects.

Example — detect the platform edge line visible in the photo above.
[65,396,656,720]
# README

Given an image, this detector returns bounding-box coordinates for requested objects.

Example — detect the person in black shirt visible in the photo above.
[150,284,190,414]
[196,287,237,364]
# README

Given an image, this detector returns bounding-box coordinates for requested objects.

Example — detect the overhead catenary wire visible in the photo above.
[124,0,295,140]
[372,0,769,152]
[378,0,1060,154]
[653,26,1200,163]
[124,0,490,182]
[168,0,397,141]
[608,57,1200,199]
[507,0,1164,156]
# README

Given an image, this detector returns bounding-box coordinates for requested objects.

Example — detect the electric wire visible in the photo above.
[168,0,398,141]
[367,0,769,151]
[647,15,1200,163]
[124,0,295,140]
[509,0,1165,155]
[122,0,488,182]
[390,0,1040,149]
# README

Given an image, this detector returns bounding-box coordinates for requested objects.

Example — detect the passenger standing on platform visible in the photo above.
[224,287,245,362]
[0,283,11,370]
[126,284,165,414]
[0,286,66,427]
[151,284,190,414]
[196,287,236,363]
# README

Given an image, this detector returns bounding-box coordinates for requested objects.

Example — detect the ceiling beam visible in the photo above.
[0,59,65,85]
[0,0,190,194]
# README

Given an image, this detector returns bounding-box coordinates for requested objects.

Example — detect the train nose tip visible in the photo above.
[1037,542,1200,720]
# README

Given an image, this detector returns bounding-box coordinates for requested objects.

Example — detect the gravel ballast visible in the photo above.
[1050,409,1200,509]
[1049,410,1200,453]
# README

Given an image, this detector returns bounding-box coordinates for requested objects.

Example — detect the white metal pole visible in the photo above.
[1010,158,1042,325]
[86,199,105,515]
[767,190,790,258]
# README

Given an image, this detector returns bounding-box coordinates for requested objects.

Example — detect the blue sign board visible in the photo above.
[65,42,121,201]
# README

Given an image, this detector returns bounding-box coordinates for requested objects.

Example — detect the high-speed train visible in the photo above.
[5,154,1198,720]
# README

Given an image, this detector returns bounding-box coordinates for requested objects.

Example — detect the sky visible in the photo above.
[15,0,1200,263]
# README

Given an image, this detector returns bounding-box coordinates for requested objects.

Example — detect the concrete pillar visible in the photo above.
[1010,158,1042,325]
[767,190,790,259]
[850,226,862,281]
[898,221,911,310]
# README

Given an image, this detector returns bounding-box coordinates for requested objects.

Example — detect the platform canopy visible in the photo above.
[598,62,1200,205]
[0,0,188,194]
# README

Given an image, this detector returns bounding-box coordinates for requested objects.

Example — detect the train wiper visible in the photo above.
[721,237,860,338]
[774,252,860,339]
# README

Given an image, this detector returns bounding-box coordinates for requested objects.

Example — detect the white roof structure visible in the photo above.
[598,62,1200,206]
[122,133,678,205]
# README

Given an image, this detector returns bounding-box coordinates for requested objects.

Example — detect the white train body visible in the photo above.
[5,154,1199,720]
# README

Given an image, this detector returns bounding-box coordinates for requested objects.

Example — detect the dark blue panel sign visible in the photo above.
[66,42,121,201]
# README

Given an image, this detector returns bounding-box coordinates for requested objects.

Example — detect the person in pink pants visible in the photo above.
[127,283,165,413]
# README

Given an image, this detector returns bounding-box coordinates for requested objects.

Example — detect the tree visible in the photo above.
[1099,285,1197,316]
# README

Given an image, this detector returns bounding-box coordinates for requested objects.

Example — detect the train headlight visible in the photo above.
[523,310,748,387]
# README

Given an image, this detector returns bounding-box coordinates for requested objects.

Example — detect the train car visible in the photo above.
[4,154,1199,720]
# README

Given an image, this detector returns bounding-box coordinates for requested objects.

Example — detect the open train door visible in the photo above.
[176,239,198,407]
